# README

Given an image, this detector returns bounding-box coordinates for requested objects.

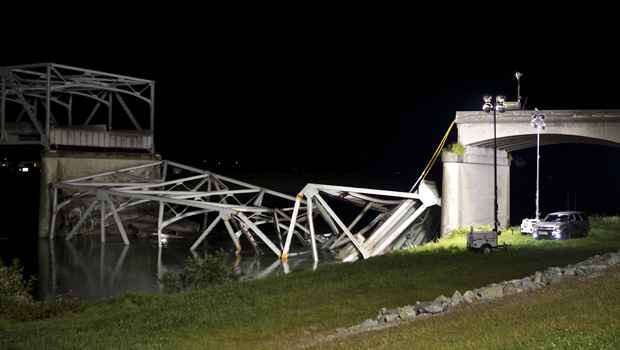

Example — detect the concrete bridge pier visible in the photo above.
[441,146,510,235]
[38,150,160,238]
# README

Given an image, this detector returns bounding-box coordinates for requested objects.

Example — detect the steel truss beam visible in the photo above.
[282,182,441,263]
[51,160,310,260]
[0,63,154,151]
[51,161,441,264]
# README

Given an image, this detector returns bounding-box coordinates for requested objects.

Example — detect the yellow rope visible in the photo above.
[409,119,456,192]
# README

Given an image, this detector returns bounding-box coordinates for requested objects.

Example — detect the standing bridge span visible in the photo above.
[442,110,620,234]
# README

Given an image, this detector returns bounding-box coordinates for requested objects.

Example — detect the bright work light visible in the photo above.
[483,95,493,113]
[481,93,506,233]
[495,95,506,113]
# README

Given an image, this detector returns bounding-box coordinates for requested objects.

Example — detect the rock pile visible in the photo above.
[351,250,620,332]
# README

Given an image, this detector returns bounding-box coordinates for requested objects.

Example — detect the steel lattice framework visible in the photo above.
[8,63,444,264]
[281,182,441,262]
[0,63,154,152]
[51,161,441,263]
[51,160,312,259]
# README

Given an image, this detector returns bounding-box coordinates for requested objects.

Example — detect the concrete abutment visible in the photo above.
[38,150,160,238]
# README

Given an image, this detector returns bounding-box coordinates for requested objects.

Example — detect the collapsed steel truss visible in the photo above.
[51,161,440,263]
[281,182,441,262]
[51,160,310,259]
[0,63,154,151]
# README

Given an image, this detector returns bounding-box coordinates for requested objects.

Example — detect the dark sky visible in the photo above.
[2,23,619,218]
[4,36,619,168]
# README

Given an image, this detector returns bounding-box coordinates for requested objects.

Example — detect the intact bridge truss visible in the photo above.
[0,63,154,152]
[51,161,440,263]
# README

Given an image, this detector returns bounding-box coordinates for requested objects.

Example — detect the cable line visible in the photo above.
[409,120,455,193]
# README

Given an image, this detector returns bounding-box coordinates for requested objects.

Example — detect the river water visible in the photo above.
[2,235,326,301]
[0,167,330,301]
[0,162,406,301]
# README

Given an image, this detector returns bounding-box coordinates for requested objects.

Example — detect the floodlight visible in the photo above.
[483,103,492,113]
[483,95,493,113]
[495,96,506,113]
[515,72,523,80]
[481,93,502,233]
[531,110,546,129]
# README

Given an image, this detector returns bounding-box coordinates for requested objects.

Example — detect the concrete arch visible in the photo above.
[457,110,620,151]
[471,134,620,152]
[441,110,620,234]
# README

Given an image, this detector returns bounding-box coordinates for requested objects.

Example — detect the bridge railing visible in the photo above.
[49,127,153,151]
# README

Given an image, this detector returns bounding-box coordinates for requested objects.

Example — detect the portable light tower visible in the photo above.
[482,95,506,233]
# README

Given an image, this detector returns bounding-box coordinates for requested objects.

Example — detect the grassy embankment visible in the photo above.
[317,266,620,350]
[1,217,620,349]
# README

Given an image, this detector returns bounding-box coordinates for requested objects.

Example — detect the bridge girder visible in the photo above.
[456,110,620,152]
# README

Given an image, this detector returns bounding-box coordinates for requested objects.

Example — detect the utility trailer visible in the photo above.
[466,227,509,254]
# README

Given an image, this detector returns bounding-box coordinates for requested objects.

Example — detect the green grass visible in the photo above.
[1,217,620,349]
[445,143,465,156]
[315,267,620,350]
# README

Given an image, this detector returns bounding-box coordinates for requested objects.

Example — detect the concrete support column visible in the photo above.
[441,146,510,235]
[38,150,160,238]
[39,154,58,238]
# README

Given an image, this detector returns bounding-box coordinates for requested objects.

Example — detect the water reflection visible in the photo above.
[37,238,330,300]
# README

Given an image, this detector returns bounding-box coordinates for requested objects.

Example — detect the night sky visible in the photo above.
[2,26,619,223]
